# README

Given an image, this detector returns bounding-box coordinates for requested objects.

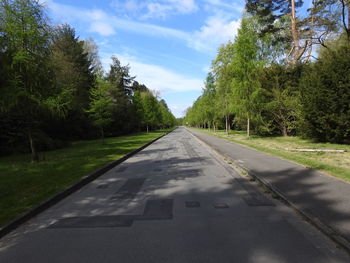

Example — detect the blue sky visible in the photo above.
[44,0,313,117]
[44,0,245,117]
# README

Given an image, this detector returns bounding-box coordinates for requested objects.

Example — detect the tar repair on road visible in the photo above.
[0,127,349,262]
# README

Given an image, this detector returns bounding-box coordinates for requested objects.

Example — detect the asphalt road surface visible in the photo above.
[0,127,349,262]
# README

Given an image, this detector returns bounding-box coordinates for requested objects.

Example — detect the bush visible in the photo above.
[299,41,350,143]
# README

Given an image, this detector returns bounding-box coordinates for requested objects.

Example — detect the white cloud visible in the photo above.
[89,21,116,36]
[101,53,203,93]
[169,103,191,118]
[204,0,244,13]
[47,0,240,53]
[111,0,198,19]
[190,16,241,52]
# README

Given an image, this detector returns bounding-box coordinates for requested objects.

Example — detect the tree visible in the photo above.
[212,41,235,134]
[106,56,136,134]
[299,37,350,143]
[141,91,161,132]
[0,0,59,161]
[49,24,95,140]
[231,17,263,137]
[246,0,307,63]
[87,79,113,141]
[83,37,103,76]
[201,73,218,130]
[257,65,302,136]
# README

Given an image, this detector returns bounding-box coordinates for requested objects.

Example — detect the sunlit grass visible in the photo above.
[194,128,350,182]
[0,130,171,227]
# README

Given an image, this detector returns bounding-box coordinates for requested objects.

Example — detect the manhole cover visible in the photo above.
[185,201,200,208]
[141,199,174,220]
[49,215,133,228]
[111,178,146,200]
[213,203,229,209]
[242,197,275,206]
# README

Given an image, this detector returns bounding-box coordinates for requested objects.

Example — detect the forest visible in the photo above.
[184,0,350,145]
[0,0,176,161]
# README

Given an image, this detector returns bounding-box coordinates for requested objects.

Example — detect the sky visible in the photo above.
[43,0,245,117]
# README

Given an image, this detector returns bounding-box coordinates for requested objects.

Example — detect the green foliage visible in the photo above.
[0,1,176,157]
[299,41,350,143]
[87,78,113,139]
[185,11,348,144]
[0,0,58,161]
[141,91,162,130]
[257,64,302,136]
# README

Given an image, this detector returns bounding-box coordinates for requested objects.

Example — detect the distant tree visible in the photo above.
[212,41,235,134]
[87,79,113,141]
[49,24,95,140]
[106,56,136,134]
[132,90,145,131]
[231,17,263,137]
[83,37,103,76]
[141,91,161,132]
[107,56,135,98]
[132,81,148,92]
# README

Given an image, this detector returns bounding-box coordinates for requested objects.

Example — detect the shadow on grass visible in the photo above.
[0,131,168,226]
[0,128,345,262]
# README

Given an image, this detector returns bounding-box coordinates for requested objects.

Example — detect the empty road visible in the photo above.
[0,127,348,262]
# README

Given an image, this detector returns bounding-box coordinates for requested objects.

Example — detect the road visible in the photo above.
[0,127,348,262]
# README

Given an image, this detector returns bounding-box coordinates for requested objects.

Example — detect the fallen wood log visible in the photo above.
[286,148,346,153]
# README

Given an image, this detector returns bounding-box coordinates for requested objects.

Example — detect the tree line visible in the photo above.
[0,0,176,160]
[185,0,350,144]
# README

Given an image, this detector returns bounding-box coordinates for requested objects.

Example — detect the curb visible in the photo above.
[186,128,350,254]
[0,129,174,239]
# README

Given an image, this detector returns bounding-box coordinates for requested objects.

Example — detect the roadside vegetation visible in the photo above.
[0,130,171,227]
[195,128,350,182]
[185,1,350,146]
[0,0,176,162]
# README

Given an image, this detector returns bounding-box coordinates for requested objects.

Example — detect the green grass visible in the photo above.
[193,128,350,182]
[0,129,171,227]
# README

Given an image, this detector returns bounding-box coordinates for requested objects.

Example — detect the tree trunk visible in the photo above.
[146,124,149,133]
[101,127,105,143]
[28,129,39,162]
[247,116,250,138]
[282,125,288,137]
[348,2,350,32]
[225,115,228,135]
[288,0,301,64]
[348,1,350,39]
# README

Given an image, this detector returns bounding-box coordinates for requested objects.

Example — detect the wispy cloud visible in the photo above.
[46,0,240,54]
[111,0,198,19]
[204,0,244,13]
[101,52,203,93]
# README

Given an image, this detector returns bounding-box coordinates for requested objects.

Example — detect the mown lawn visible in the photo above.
[194,128,350,182]
[0,130,171,227]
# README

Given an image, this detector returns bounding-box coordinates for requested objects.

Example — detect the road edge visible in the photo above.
[186,127,350,254]
[0,129,175,239]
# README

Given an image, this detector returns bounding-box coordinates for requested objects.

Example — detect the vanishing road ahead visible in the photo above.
[0,127,349,262]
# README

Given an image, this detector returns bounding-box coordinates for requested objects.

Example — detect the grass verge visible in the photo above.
[0,129,171,227]
[193,128,350,182]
